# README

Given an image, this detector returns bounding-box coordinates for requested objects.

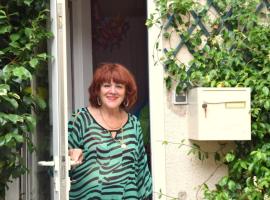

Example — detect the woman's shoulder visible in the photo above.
[72,107,89,116]
[69,107,90,122]
[127,113,140,124]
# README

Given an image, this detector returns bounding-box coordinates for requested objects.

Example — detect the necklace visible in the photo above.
[106,128,127,149]
[99,108,127,149]
[99,108,123,130]
[114,128,127,149]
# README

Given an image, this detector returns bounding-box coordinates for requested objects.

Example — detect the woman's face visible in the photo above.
[99,80,126,110]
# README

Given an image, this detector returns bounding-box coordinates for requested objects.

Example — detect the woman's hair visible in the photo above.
[89,63,137,110]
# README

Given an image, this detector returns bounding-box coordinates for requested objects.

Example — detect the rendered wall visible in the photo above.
[164,90,232,199]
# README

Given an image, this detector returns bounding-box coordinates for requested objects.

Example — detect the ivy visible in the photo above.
[147,0,270,199]
[0,0,51,197]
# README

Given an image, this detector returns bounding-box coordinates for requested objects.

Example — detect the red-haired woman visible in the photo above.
[68,63,152,199]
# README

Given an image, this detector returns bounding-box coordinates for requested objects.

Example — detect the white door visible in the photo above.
[38,0,71,200]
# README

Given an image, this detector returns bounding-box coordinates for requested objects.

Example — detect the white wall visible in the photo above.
[71,0,93,110]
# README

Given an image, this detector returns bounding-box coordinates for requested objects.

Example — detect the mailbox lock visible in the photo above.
[202,103,207,109]
[202,103,207,118]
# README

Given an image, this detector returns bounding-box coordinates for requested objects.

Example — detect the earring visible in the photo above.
[97,97,101,106]
[124,100,129,108]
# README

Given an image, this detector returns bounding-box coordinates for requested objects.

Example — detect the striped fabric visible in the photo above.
[68,107,152,200]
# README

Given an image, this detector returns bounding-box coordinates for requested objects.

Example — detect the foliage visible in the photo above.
[0,0,51,197]
[139,104,150,145]
[147,0,270,198]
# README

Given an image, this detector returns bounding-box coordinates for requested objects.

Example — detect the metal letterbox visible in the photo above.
[187,87,251,140]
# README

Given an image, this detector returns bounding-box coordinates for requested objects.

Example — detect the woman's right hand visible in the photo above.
[69,148,83,166]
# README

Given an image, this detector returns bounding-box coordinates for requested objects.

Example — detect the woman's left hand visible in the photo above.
[69,148,83,166]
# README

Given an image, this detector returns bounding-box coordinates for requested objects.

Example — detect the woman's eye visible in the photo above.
[116,84,124,89]
[103,83,111,87]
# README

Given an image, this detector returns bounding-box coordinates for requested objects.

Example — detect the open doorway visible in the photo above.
[91,0,149,117]
[69,0,150,156]
[69,0,151,198]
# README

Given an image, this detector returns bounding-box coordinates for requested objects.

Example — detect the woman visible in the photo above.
[68,63,152,199]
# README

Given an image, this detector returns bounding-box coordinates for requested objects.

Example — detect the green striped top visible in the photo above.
[68,107,152,200]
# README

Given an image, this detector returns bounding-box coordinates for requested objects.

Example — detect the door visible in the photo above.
[38,0,71,200]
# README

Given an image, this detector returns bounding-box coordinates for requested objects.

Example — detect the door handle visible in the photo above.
[38,161,55,166]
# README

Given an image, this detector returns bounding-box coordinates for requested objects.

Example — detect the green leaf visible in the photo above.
[10,33,20,42]
[25,43,32,50]
[264,100,270,110]
[23,87,32,94]
[228,180,236,191]
[24,115,36,132]
[8,92,20,100]
[29,58,39,68]
[33,95,46,110]
[37,53,47,60]
[3,133,13,144]
[0,10,7,19]
[0,88,8,96]
[0,84,10,91]
[0,138,5,147]
[262,86,269,96]
[12,67,32,81]
[9,41,20,48]
[240,161,248,169]
[1,130,23,146]
[218,176,229,187]
[13,133,24,143]
[23,0,34,6]
[1,96,18,109]
[145,19,153,28]
[24,28,32,37]
[0,113,24,124]
[165,76,172,89]
[0,25,12,34]
[225,152,235,162]
[162,140,168,145]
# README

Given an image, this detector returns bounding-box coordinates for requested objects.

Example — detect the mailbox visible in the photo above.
[187,87,251,140]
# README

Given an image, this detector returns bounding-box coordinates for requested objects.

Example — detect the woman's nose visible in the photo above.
[109,85,117,93]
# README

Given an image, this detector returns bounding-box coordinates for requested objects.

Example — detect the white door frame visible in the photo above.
[147,0,167,199]
[48,0,70,199]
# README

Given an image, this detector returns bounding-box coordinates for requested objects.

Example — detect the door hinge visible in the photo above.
[57,3,63,29]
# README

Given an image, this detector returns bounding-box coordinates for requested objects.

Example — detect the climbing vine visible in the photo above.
[147,0,270,199]
[0,0,51,197]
